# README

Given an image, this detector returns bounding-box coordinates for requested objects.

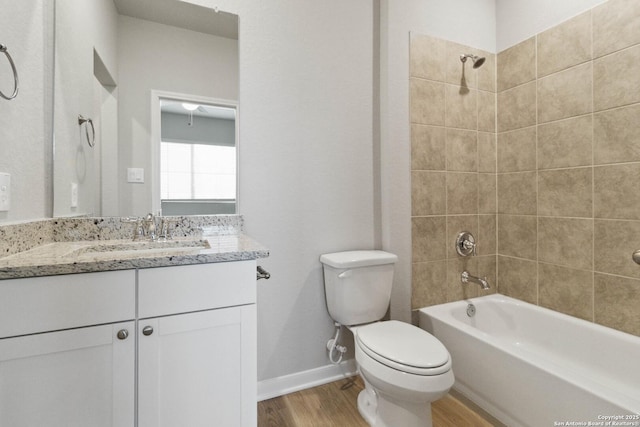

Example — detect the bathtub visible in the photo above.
[418,294,640,427]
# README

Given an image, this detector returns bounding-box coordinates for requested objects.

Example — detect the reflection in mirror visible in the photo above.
[156,96,237,215]
[53,0,238,217]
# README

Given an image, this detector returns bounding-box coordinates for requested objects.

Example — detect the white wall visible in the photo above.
[183,0,376,382]
[496,0,608,51]
[379,0,497,324]
[0,0,51,222]
[117,16,238,216]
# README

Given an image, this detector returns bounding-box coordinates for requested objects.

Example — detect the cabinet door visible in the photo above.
[0,322,135,427]
[138,305,256,427]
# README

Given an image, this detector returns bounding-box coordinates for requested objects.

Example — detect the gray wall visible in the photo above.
[161,112,235,147]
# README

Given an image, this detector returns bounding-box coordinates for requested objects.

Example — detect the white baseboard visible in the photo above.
[257,359,358,402]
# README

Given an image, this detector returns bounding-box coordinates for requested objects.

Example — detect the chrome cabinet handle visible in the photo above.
[633,250,640,265]
[142,326,154,336]
[117,329,129,340]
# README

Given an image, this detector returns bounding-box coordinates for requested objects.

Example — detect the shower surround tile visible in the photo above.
[595,273,640,336]
[538,263,593,321]
[538,168,593,218]
[594,219,640,280]
[593,0,640,58]
[445,85,477,130]
[498,214,537,260]
[537,115,593,169]
[537,217,593,271]
[477,132,496,173]
[410,34,497,310]
[537,11,592,78]
[594,163,640,220]
[446,173,478,215]
[497,256,538,304]
[446,129,477,172]
[411,125,446,170]
[478,174,497,214]
[478,214,497,256]
[537,62,593,123]
[497,127,536,172]
[497,81,536,132]
[411,171,446,216]
[594,104,640,165]
[410,79,445,126]
[594,43,640,112]
[497,172,537,215]
[476,52,496,93]
[486,0,640,336]
[478,90,496,132]
[412,260,447,309]
[497,37,536,91]
[410,33,446,82]
[412,216,447,262]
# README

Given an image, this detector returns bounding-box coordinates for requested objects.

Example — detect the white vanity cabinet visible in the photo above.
[0,270,137,427]
[0,260,257,427]
[137,261,257,427]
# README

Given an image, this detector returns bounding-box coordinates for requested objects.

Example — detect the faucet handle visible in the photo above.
[122,217,144,241]
[455,231,477,257]
[159,218,179,241]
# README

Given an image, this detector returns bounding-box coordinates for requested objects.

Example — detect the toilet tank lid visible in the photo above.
[320,250,398,269]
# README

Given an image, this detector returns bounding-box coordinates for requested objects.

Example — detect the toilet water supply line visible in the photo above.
[327,322,347,364]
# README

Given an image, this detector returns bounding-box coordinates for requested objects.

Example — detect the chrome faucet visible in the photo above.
[461,271,490,290]
[143,213,157,241]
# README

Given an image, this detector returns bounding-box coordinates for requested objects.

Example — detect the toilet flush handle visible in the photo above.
[338,270,352,279]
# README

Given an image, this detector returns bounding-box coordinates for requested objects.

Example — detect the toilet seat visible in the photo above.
[355,320,451,376]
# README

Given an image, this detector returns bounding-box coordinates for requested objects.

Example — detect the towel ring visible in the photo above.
[0,44,19,100]
[78,115,96,147]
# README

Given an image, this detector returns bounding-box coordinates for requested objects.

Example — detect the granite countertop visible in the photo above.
[0,216,269,280]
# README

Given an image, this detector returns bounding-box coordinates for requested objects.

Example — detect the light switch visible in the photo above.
[127,168,144,183]
[0,173,10,212]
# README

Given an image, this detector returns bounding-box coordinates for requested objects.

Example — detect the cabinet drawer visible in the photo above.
[138,261,256,318]
[0,270,135,338]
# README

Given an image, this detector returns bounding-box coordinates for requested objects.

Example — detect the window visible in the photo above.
[160,142,236,200]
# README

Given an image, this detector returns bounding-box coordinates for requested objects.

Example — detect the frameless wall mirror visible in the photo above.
[53,0,239,217]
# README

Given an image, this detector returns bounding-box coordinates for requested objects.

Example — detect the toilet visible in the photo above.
[320,250,454,427]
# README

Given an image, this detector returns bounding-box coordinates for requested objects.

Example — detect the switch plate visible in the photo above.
[127,168,144,183]
[0,173,10,211]
[71,182,78,208]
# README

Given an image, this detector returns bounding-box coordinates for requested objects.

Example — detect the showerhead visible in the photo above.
[460,54,486,69]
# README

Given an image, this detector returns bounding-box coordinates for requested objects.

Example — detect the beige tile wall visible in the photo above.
[495,0,640,337]
[410,0,640,338]
[410,33,497,310]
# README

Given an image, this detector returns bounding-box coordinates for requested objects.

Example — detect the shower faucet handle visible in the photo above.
[455,231,477,257]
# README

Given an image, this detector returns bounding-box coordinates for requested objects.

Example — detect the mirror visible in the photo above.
[53,0,239,217]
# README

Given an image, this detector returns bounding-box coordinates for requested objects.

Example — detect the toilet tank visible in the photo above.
[320,250,398,326]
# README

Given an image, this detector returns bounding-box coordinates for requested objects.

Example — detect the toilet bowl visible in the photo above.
[320,250,454,427]
[350,320,454,427]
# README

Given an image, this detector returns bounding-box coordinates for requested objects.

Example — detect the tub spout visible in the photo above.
[461,271,490,290]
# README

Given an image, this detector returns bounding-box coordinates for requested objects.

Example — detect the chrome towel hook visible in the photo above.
[0,44,19,100]
[78,115,96,147]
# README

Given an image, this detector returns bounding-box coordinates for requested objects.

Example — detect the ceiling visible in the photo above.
[113,0,238,40]
[160,100,236,120]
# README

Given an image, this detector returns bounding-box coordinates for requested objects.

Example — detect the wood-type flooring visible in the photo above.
[258,376,495,427]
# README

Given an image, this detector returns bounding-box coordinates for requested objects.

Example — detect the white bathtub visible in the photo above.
[418,294,640,427]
